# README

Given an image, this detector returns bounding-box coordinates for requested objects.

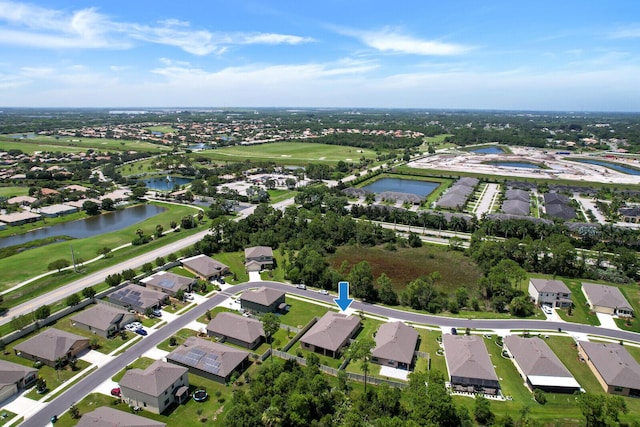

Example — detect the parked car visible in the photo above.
[542,305,553,315]
[110,387,121,397]
[218,278,226,285]
[151,309,162,317]
[183,293,194,301]
[135,328,148,336]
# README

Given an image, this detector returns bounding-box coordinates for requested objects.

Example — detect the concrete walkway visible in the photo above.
[596,312,621,330]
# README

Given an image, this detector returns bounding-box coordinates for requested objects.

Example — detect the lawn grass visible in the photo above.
[167,266,196,279]
[280,296,334,329]
[157,329,199,352]
[286,340,343,369]
[197,306,235,324]
[144,126,175,134]
[191,141,379,165]
[0,186,27,198]
[416,328,446,373]
[327,244,483,294]
[0,201,204,289]
[553,279,600,325]
[117,159,160,177]
[615,284,640,333]
[213,252,248,283]
[112,357,157,382]
[267,189,295,203]
[0,410,18,426]
[0,135,171,154]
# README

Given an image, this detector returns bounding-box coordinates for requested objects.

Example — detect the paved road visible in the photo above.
[0,229,211,326]
[21,280,640,426]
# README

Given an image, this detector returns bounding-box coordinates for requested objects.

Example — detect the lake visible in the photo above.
[472,146,505,154]
[572,159,640,175]
[362,178,439,197]
[143,176,193,191]
[0,204,167,249]
[486,161,541,169]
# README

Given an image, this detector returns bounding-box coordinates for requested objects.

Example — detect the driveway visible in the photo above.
[596,312,620,330]
[249,271,262,281]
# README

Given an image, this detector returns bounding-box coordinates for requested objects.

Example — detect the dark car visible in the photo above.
[110,387,121,397]
[135,328,148,336]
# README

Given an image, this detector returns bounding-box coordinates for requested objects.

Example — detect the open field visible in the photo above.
[143,125,175,134]
[328,244,483,293]
[0,202,203,289]
[190,141,380,165]
[0,135,171,154]
[117,159,161,176]
[0,186,28,198]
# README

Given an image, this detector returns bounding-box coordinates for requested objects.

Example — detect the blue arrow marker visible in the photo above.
[334,281,353,312]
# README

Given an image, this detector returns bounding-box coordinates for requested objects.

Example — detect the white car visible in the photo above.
[542,305,553,315]
[183,293,194,301]
[318,289,329,295]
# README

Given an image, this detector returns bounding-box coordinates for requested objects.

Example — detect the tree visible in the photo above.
[155,224,164,238]
[350,338,375,393]
[377,273,398,305]
[141,262,154,274]
[181,215,195,229]
[66,293,80,307]
[474,395,495,425]
[155,256,166,267]
[97,247,112,258]
[577,393,628,427]
[348,261,377,302]
[82,200,100,215]
[262,313,281,364]
[82,286,96,299]
[121,269,136,281]
[131,185,148,200]
[36,377,47,393]
[69,403,80,419]
[408,231,422,248]
[48,259,70,272]
[455,287,469,308]
[11,314,31,331]
[34,304,51,320]
[101,197,115,210]
[105,273,122,287]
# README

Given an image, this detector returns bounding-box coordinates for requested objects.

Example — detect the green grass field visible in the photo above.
[191,141,379,165]
[117,159,161,176]
[143,126,175,134]
[0,135,171,154]
[0,186,28,198]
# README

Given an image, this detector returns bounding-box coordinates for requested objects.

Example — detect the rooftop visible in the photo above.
[120,360,187,397]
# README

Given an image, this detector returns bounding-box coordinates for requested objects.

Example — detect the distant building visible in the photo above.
[38,204,78,217]
[6,195,37,206]
[0,211,41,226]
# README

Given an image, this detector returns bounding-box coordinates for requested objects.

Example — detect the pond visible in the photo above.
[361,178,439,197]
[485,161,541,169]
[472,146,505,154]
[142,176,193,191]
[571,159,640,175]
[0,204,167,249]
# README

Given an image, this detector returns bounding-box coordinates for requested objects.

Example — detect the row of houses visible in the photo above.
[528,279,634,317]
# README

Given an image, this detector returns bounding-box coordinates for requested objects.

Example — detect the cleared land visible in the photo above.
[191,141,380,165]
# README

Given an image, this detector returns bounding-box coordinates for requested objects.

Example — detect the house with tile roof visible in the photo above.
[14,328,89,367]
[76,407,166,427]
[371,321,419,370]
[503,335,580,393]
[167,337,250,384]
[240,287,286,314]
[578,341,640,397]
[181,254,229,280]
[443,335,500,393]
[119,360,189,414]
[207,312,265,349]
[582,283,634,317]
[300,312,361,358]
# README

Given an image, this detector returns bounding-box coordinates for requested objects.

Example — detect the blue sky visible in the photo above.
[1,0,639,111]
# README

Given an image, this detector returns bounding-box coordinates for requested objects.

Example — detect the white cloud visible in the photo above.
[608,24,640,39]
[338,26,470,56]
[0,1,313,54]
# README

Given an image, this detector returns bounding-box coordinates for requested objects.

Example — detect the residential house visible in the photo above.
[371,321,419,370]
[544,192,576,220]
[0,211,41,226]
[206,312,265,349]
[582,282,634,317]
[442,335,500,393]
[503,336,581,393]
[76,407,166,427]
[167,336,250,384]
[180,254,229,281]
[6,195,37,206]
[528,278,572,308]
[38,204,78,217]
[300,312,361,358]
[14,328,90,367]
[119,360,189,414]
[108,284,168,313]
[620,207,640,223]
[240,287,286,314]
[71,304,135,338]
[578,341,640,397]
[244,246,274,271]
[0,360,37,403]
[141,271,195,297]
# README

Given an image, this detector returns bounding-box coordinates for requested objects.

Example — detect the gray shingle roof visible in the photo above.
[14,328,89,362]
[582,283,633,311]
[372,321,418,365]
[244,246,273,259]
[545,203,576,220]
[206,312,264,344]
[504,336,576,379]
[502,199,530,216]
[71,304,129,331]
[109,284,167,310]
[529,278,571,294]
[76,407,166,427]
[300,312,360,353]
[505,189,530,202]
[181,254,229,277]
[167,337,249,378]
[0,359,37,387]
[579,341,640,390]
[119,360,187,398]
[141,271,194,292]
[443,335,498,383]
[240,287,285,307]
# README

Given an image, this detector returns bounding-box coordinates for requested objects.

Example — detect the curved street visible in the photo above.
[20,280,640,426]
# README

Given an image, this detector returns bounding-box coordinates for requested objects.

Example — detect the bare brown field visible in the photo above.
[328,245,482,295]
